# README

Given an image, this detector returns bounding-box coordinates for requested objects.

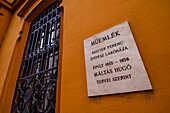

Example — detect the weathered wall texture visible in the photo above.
[60,0,170,113]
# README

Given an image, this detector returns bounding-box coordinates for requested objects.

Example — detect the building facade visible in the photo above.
[0,0,170,113]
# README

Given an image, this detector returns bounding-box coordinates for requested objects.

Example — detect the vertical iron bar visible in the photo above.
[39,25,46,71]
[11,2,60,113]
[25,32,36,76]
[30,30,39,74]
[45,21,52,70]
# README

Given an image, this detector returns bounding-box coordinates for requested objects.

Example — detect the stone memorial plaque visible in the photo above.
[84,21,152,97]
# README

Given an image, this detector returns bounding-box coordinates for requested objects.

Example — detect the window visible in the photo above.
[11,2,61,113]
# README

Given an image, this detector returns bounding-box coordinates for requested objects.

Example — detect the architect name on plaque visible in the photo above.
[84,21,152,97]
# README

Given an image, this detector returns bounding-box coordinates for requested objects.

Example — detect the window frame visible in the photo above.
[11,1,62,113]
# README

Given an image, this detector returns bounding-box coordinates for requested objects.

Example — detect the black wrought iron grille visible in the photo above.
[11,2,61,113]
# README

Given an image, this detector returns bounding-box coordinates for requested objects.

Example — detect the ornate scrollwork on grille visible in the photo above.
[11,2,61,113]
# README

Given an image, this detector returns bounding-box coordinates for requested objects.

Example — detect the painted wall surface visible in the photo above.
[6,0,15,4]
[0,0,170,113]
[0,5,12,47]
[60,0,170,113]
[0,0,26,107]
[0,1,59,113]
[0,8,23,100]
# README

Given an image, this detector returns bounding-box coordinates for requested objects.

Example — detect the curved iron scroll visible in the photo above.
[11,2,61,113]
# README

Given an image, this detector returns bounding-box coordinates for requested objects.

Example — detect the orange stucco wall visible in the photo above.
[0,4,24,99]
[0,5,12,47]
[6,0,15,4]
[59,0,170,113]
[0,1,59,113]
[0,0,170,113]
